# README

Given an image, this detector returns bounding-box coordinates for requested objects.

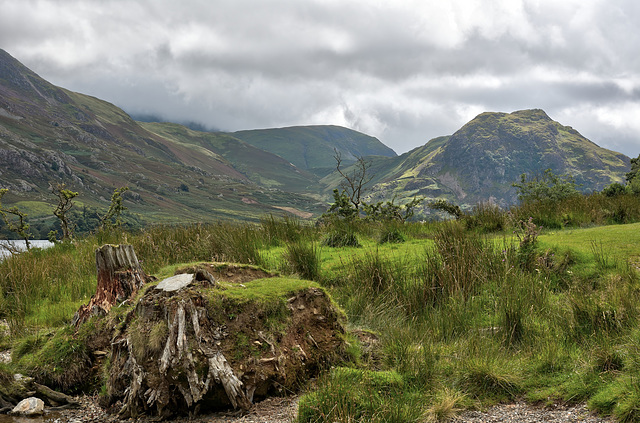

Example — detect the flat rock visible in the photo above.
[11,397,44,416]
[155,273,194,292]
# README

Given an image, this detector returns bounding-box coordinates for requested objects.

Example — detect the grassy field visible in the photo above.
[2,200,640,421]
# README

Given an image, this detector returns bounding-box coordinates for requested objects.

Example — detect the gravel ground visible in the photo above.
[51,395,299,423]
[12,396,615,423]
[453,401,615,423]
[48,396,617,423]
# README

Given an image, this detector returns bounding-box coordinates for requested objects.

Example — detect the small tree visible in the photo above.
[333,149,373,213]
[100,187,129,229]
[52,183,78,240]
[324,189,358,220]
[626,154,640,194]
[428,199,464,220]
[363,195,425,223]
[602,182,629,197]
[512,169,579,203]
[0,188,32,249]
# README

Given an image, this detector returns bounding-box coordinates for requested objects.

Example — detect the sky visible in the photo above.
[1,0,639,156]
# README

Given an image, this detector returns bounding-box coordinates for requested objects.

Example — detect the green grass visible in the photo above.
[215,277,321,302]
[4,205,640,421]
[539,222,640,265]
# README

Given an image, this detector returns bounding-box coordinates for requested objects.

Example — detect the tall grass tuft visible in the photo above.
[322,229,360,248]
[260,214,310,246]
[0,241,96,331]
[423,388,468,422]
[378,227,406,245]
[416,222,503,305]
[351,249,402,293]
[459,345,522,401]
[131,222,265,270]
[590,240,614,271]
[465,201,506,233]
[297,367,420,423]
[284,241,320,281]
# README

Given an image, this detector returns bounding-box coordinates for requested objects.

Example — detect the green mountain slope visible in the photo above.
[328,110,630,211]
[0,49,325,228]
[0,48,633,229]
[139,122,319,193]
[232,125,397,177]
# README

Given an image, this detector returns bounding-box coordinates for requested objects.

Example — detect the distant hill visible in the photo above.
[325,109,631,212]
[0,49,327,231]
[0,48,633,231]
[139,122,318,193]
[232,125,397,177]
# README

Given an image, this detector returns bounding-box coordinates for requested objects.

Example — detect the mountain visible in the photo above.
[0,48,632,232]
[0,49,330,232]
[327,109,630,210]
[138,122,319,193]
[232,125,397,177]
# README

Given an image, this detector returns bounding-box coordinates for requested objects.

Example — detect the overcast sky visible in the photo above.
[1,0,639,156]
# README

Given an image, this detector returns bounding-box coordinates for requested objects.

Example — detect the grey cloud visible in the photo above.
[0,0,639,157]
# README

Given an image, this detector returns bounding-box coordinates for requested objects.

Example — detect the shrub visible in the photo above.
[512,169,579,204]
[514,217,541,271]
[428,199,464,220]
[602,182,629,197]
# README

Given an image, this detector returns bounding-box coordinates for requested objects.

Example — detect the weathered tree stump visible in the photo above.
[104,264,348,419]
[73,244,152,327]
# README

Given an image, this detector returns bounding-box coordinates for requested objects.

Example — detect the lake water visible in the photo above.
[0,240,54,260]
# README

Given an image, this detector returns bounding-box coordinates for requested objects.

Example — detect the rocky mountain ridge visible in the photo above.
[350,109,630,209]
[0,48,633,231]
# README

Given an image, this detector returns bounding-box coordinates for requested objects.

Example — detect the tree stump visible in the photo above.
[73,244,152,327]
[104,265,348,419]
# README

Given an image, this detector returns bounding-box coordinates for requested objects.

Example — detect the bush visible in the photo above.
[512,169,579,204]
[602,182,629,197]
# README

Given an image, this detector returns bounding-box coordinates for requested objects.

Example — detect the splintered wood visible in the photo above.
[72,244,151,327]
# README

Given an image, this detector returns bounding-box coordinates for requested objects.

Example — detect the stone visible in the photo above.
[155,273,194,292]
[11,397,44,416]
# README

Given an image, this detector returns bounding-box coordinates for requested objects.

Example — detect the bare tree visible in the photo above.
[333,149,374,213]
[0,188,32,250]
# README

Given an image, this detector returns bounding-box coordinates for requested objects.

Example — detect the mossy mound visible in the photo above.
[104,263,347,419]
